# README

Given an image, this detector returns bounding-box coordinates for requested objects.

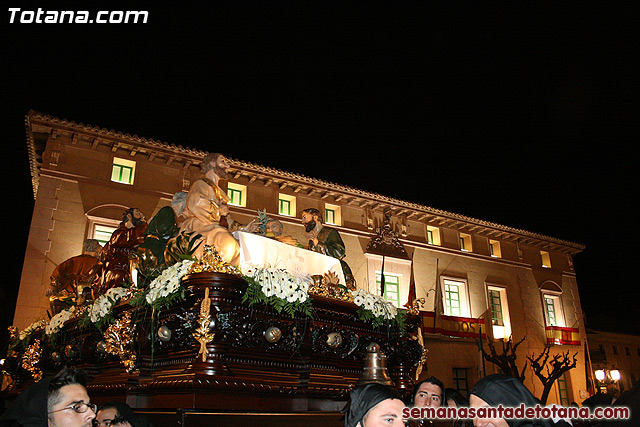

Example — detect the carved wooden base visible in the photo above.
[7,272,422,426]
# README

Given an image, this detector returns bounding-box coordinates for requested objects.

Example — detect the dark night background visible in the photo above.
[2,2,638,351]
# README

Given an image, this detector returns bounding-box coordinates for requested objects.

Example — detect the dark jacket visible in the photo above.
[0,379,51,427]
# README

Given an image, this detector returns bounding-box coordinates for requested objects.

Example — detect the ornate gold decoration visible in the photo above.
[21,339,43,382]
[308,273,352,301]
[189,245,242,276]
[405,297,426,316]
[103,311,137,373]
[192,287,215,362]
[7,326,17,341]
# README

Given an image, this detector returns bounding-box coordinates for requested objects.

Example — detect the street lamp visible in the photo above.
[593,368,621,394]
[609,370,621,381]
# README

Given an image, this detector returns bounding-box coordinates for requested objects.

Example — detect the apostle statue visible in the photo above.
[177,153,240,265]
[301,208,355,289]
[95,207,148,294]
[47,239,102,314]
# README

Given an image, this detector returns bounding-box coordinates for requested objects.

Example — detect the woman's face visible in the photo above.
[469,394,509,427]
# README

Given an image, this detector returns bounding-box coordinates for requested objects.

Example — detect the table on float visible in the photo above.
[233,231,346,285]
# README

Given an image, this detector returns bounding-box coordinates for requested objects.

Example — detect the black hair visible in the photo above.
[47,367,89,413]
[411,376,445,405]
[444,388,469,407]
[98,401,135,418]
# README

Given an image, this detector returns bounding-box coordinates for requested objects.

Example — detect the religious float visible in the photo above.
[2,155,426,427]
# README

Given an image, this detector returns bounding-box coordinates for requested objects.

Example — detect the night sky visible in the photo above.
[2,3,638,349]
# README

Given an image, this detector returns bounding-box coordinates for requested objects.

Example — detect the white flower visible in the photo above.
[19,320,46,341]
[363,297,374,310]
[146,260,194,305]
[294,290,307,303]
[245,265,311,308]
[46,306,76,335]
[350,288,399,323]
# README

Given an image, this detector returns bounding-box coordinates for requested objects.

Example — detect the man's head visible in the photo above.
[94,402,134,427]
[469,374,544,427]
[344,383,405,427]
[412,376,445,408]
[82,239,102,257]
[47,367,95,427]
[201,153,229,180]
[265,219,283,236]
[301,208,322,232]
[121,208,145,228]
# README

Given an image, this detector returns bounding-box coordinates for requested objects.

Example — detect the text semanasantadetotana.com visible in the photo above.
[403,405,630,421]
[8,8,148,24]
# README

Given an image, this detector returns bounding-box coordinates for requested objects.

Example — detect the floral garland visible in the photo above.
[145,259,195,307]
[45,306,76,335]
[17,319,47,343]
[240,264,312,318]
[88,287,129,324]
[351,288,405,330]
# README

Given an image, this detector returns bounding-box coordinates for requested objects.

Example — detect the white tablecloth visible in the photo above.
[233,231,346,285]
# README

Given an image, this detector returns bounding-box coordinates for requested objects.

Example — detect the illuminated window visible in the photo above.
[93,224,116,246]
[278,194,296,216]
[540,281,564,327]
[489,240,502,258]
[86,217,120,246]
[426,225,441,245]
[487,285,511,339]
[227,183,247,207]
[488,289,504,326]
[441,277,470,317]
[324,203,342,226]
[460,233,472,252]
[542,294,565,327]
[111,157,136,185]
[541,250,552,268]
[445,283,461,315]
[376,273,400,307]
[544,297,558,325]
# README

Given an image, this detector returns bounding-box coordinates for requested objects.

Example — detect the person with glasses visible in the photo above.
[0,366,95,427]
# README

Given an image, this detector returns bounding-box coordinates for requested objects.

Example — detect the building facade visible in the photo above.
[587,329,640,396]
[17,110,588,404]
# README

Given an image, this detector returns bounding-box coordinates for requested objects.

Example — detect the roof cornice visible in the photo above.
[24,110,586,255]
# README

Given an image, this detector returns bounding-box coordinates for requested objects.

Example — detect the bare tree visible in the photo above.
[526,346,578,404]
[482,336,527,383]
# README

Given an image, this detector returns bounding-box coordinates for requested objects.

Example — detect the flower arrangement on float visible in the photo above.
[45,306,76,336]
[144,259,195,308]
[351,288,406,331]
[240,263,313,318]
[87,287,129,326]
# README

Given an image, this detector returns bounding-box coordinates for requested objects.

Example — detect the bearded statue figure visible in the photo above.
[94,207,147,294]
[301,207,355,289]
[176,153,240,265]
